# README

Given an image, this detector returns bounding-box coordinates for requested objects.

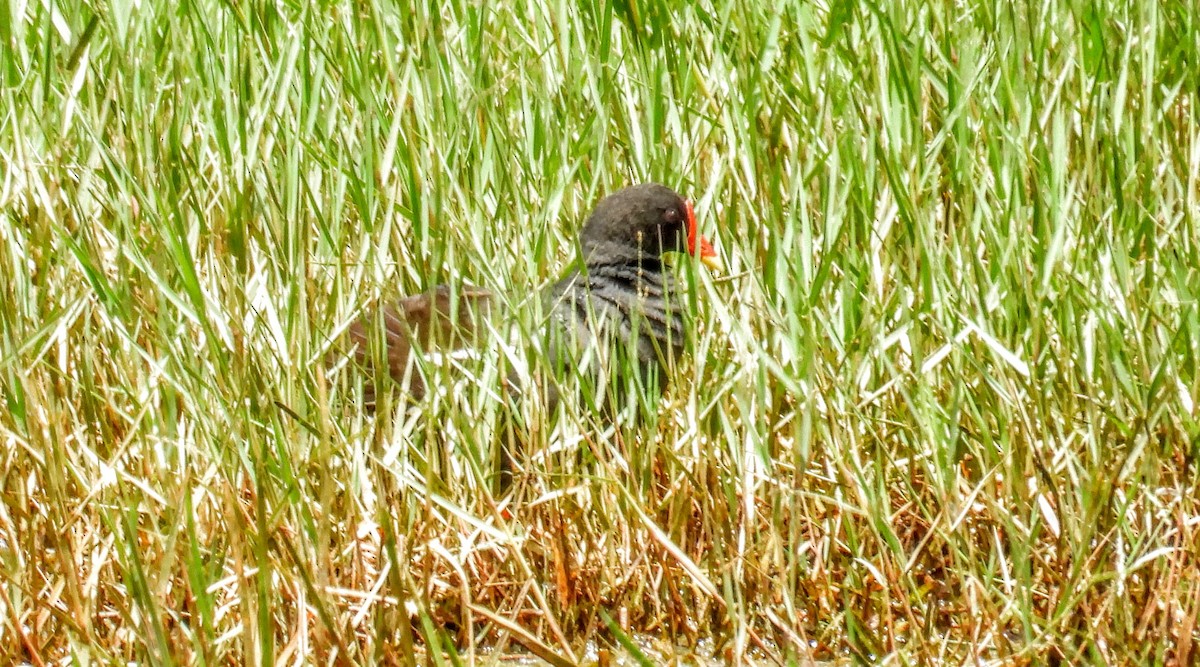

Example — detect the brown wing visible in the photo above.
[344,284,494,407]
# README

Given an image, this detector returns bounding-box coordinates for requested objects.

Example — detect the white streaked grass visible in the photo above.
[1,0,1198,664]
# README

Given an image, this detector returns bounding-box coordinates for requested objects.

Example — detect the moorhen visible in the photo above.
[345,181,719,425]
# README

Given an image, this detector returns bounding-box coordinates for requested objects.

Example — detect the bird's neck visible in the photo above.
[583,237,668,272]
[581,251,684,336]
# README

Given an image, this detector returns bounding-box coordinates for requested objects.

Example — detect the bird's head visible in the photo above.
[579,183,720,271]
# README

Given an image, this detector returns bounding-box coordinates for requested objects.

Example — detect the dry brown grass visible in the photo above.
[2,0,1199,664]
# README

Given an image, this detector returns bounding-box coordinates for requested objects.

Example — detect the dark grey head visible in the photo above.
[577,183,718,269]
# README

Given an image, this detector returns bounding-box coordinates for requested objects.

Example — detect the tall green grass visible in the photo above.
[2,0,1197,663]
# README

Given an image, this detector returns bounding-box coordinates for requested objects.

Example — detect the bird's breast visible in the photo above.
[554,264,687,371]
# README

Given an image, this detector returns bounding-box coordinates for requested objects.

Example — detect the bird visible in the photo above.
[527,182,719,416]
[341,182,719,482]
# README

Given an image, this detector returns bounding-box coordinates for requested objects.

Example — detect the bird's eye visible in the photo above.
[663,208,680,224]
